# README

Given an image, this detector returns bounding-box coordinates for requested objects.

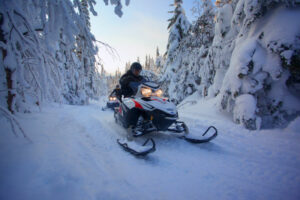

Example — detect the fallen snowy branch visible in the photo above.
[0,106,32,142]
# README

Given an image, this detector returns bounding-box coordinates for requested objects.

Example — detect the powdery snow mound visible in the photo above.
[284,117,300,134]
[0,100,300,200]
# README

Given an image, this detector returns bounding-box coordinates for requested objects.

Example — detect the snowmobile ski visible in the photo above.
[182,126,218,143]
[167,121,189,134]
[117,138,156,156]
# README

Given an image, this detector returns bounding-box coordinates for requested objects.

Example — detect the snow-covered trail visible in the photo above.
[0,99,300,200]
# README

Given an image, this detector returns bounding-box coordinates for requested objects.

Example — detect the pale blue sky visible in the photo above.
[90,0,196,74]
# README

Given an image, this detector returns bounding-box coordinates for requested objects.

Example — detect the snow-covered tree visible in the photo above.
[107,67,122,92]
[161,0,300,129]
[0,0,129,113]
[160,0,191,100]
[191,0,215,48]
[191,0,202,19]
[144,54,160,74]
[161,0,216,102]
[198,0,234,98]
[155,47,165,74]
[198,0,300,129]
[141,54,160,82]
[164,0,191,64]
[215,0,300,129]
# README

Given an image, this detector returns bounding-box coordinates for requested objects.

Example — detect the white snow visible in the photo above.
[233,94,257,121]
[1,99,300,200]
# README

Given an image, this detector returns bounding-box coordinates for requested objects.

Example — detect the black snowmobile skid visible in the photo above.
[117,138,156,156]
[167,121,218,143]
[181,126,218,143]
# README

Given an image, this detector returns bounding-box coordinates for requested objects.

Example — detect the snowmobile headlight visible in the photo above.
[154,89,163,97]
[109,97,117,101]
[141,87,152,97]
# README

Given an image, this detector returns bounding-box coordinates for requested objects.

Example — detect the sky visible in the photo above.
[90,0,196,74]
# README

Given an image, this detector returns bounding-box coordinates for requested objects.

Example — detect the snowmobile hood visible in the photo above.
[138,97,177,116]
[142,82,159,89]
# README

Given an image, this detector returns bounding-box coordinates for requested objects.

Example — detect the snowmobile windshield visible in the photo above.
[128,78,148,93]
[129,81,143,94]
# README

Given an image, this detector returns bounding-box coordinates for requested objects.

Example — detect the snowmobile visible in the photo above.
[102,95,120,111]
[114,81,218,156]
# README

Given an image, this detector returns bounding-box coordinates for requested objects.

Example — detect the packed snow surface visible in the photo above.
[1,98,300,200]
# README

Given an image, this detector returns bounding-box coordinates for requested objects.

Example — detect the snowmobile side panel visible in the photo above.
[149,110,178,131]
[121,107,142,128]
[123,98,135,109]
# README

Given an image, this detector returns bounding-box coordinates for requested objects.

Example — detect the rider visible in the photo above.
[110,84,121,101]
[119,62,144,98]
[119,62,146,136]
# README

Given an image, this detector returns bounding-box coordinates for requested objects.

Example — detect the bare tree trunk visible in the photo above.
[0,13,14,113]
[5,68,14,113]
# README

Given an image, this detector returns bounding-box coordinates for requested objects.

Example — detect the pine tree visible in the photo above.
[192,0,216,98]
[165,0,191,62]
[161,0,216,102]
[161,0,191,100]
[155,47,164,74]
[144,55,149,70]
[192,0,215,47]
[80,0,91,30]
[156,47,160,57]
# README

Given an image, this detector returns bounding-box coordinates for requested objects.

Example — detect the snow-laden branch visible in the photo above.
[0,106,32,142]
[95,39,120,62]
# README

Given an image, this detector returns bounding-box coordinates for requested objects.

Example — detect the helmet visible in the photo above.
[130,62,142,72]
[116,84,120,89]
